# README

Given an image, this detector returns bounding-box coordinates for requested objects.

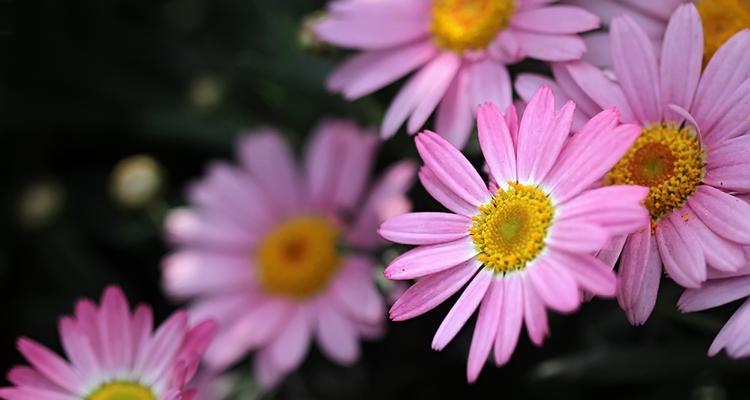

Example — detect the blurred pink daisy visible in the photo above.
[516,4,750,325]
[679,260,750,358]
[0,286,216,400]
[380,87,648,382]
[162,120,415,387]
[314,0,600,148]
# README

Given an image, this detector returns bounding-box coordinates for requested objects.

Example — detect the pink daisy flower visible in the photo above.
[517,4,750,324]
[380,87,649,382]
[314,0,600,148]
[0,286,216,400]
[517,4,750,325]
[679,260,750,358]
[162,120,415,387]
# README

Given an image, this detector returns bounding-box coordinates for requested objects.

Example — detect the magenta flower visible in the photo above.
[162,120,415,387]
[679,261,750,358]
[380,87,648,382]
[314,0,599,148]
[0,286,216,400]
[516,4,750,325]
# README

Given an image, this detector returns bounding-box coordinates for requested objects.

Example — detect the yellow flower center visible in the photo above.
[607,123,705,223]
[86,381,156,400]
[430,0,515,53]
[469,183,554,273]
[697,0,750,63]
[257,216,341,299]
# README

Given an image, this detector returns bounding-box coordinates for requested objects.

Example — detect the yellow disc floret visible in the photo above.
[697,0,750,63]
[607,123,705,223]
[470,183,554,273]
[257,216,341,299]
[86,381,156,400]
[431,0,515,53]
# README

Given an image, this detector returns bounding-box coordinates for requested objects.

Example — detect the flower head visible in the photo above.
[162,120,415,387]
[380,87,648,382]
[0,286,216,400]
[516,4,750,325]
[314,0,599,148]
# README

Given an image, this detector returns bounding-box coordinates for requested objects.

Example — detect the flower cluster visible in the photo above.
[3,0,750,397]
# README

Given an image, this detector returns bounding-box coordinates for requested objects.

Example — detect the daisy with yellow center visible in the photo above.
[0,286,216,400]
[315,0,599,148]
[163,120,415,387]
[515,4,750,326]
[381,88,648,382]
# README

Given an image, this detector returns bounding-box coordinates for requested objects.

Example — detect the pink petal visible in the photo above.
[161,251,251,300]
[379,212,471,245]
[328,41,437,100]
[418,166,477,217]
[692,31,750,127]
[477,102,517,186]
[678,275,750,312]
[390,259,480,321]
[546,218,609,254]
[432,269,493,350]
[550,62,600,120]
[331,128,379,210]
[552,250,617,297]
[493,275,524,365]
[514,32,587,61]
[381,53,457,139]
[267,307,311,373]
[709,299,750,357]
[16,338,83,393]
[522,279,549,346]
[528,256,581,313]
[467,279,503,383]
[407,54,461,134]
[435,68,473,149]
[331,256,385,324]
[556,185,649,236]
[655,213,706,288]
[617,229,662,325]
[610,15,661,124]
[237,130,300,215]
[415,131,491,206]
[619,0,685,20]
[98,286,133,370]
[316,304,360,365]
[138,311,188,384]
[314,11,428,50]
[705,135,750,192]
[683,206,747,272]
[563,61,636,123]
[58,318,98,378]
[163,208,256,250]
[580,32,612,67]
[688,185,750,244]
[596,234,627,268]
[469,59,512,113]
[659,4,703,122]
[516,86,555,183]
[511,6,599,34]
[384,237,476,280]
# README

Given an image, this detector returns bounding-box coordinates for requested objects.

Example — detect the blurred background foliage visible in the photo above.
[1,1,749,399]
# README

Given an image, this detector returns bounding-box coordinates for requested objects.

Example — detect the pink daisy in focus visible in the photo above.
[380,87,649,382]
[0,286,216,400]
[314,0,600,148]
[162,120,415,387]
[678,259,750,358]
[515,4,750,325]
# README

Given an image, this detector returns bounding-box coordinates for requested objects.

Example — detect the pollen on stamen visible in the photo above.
[607,123,705,223]
[430,0,516,53]
[697,0,750,63]
[469,182,554,273]
[86,381,156,400]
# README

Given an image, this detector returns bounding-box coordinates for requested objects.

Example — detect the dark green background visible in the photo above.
[1,1,748,398]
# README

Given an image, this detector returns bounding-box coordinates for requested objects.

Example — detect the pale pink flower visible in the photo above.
[517,4,750,325]
[162,120,415,387]
[380,87,648,382]
[314,0,599,148]
[679,260,750,358]
[0,286,216,400]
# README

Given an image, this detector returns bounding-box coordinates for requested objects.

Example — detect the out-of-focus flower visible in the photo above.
[0,286,216,400]
[17,179,65,229]
[679,259,750,358]
[380,88,648,382]
[314,0,599,148]
[516,5,750,325]
[188,75,224,112]
[162,120,415,387]
[110,154,165,209]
